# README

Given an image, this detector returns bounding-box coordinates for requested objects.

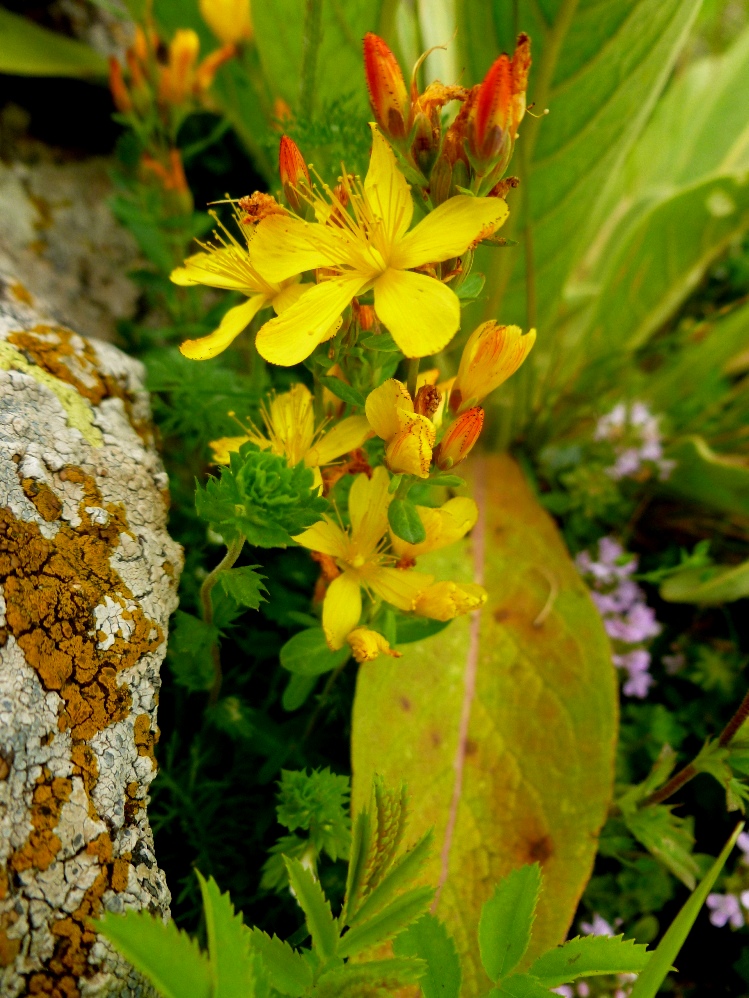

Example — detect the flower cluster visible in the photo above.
[594,402,674,482]
[576,538,661,698]
[706,832,749,929]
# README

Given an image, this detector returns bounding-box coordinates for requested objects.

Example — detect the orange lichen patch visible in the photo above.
[9,772,73,874]
[71,745,99,818]
[10,281,34,306]
[124,782,145,823]
[0,928,21,969]
[133,713,158,765]
[22,479,64,522]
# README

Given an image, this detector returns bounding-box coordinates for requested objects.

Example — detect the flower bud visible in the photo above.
[108,57,132,113]
[386,414,435,478]
[199,0,253,46]
[434,407,484,470]
[410,110,439,176]
[159,29,201,107]
[414,581,487,621]
[429,154,452,205]
[467,34,531,175]
[194,43,236,93]
[413,384,441,418]
[363,33,410,140]
[347,627,402,664]
[451,322,536,412]
[279,135,311,213]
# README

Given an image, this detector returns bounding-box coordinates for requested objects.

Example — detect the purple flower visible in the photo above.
[622,668,655,699]
[707,892,744,928]
[580,913,616,936]
[738,832,749,863]
[595,401,672,482]
[551,988,574,998]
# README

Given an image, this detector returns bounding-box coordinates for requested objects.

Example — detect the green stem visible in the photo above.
[200,535,246,706]
[299,0,324,120]
[406,357,420,400]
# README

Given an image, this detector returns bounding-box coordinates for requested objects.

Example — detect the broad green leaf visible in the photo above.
[95,912,211,998]
[280,628,351,676]
[338,886,435,958]
[352,454,617,996]
[659,436,749,520]
[388,498,427,544]
[247,929,312,997]
[660,560,749,606]
[282,672,318,711]
[478,864,542,982]
[489,973,552,998]
[283,858,338,960]
[196,872,256,998]
[629,824,744,998]
[395,615,450,645]
[624,806,699,890]
[529,934,651,987]
[319,377,365,408]
[219,566,268,610]
[0,8,107,77]
[393,913,462,998]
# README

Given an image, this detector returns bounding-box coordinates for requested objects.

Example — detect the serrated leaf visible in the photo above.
[629,825,743,998]
[168,611,217,692]
[393,913,462,998]
[284,858,338,960]
[319,377,365,408]
[489,973,552,998]
[529,934,652,987]
[0,8,107,77]
[95,912,211,998]
[280,628,351,676]
[349,832,433,928]
[479,864,542,982]
[388,498,427,544]
[352,455,617,995]
[312,958,425,996]
[219,566,268,610]
[247,929,312,997]
[338,886,435,958]
[624,806,699,889]
[660,559,749,606]
[196,871,256,998]
[343,809,373,925]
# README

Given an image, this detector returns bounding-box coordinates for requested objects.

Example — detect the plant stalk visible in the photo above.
[406,357,420,399]
[299,0,324,121]
[200,535,246,706]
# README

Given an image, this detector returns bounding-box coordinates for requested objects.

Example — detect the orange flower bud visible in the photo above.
[467,34,531,174]
[159,29,200,106]
[414,581,487,621]
[108,57,132,113]
[363,33,410,140]
[194,44,236,93]
[279,135,311,213]
[435,407,484,470]
[353,302,376,331]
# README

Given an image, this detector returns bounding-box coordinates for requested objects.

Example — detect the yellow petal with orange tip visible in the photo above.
[391,496,478,561]
[390,194,509,271]
[385,414,435,478]
[364,565,434,612]
[413,580,487,621]
[293,516,349,560]
[365,378,413,441]
[453,322,536,411]
[348,466,392,560]
[323,571,362,650]
[364,124,414,244]
[179,295,268,360]
[307,415,371,468]
[347,626,402,664]
[373,268,459,358]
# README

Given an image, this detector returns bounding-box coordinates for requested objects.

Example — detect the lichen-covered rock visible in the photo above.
[0,260,181,997]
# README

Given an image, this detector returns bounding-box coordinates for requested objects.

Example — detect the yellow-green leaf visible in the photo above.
[0,8,107,77]
[351,455,617,997]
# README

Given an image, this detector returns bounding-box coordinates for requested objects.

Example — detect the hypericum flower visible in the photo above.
[365,379,435,478]
[392,497,478,564]
[413,580,487,621]
[450,322,536,413]
[209,383,370,487]
[293,467,434,649]
[467,34,531,174]
[347,627,402,664]
[363,33,411,140]
[279,136,311,214]
[157,29,235,108]
[249,125,509,364]
[434,407,484,469]
[199,0,252,45]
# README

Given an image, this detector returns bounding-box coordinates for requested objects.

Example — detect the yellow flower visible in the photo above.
[365,379,436,478]
[391,496,478,563]
[414,581,487,621]
[209,383,370,487]
[200,0,252,45]
[294,467,434,649]
[347,627,402,664]
[451,321,536,413]
[249,125,509,365]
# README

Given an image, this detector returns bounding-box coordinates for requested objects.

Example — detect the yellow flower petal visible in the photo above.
[453,322,536,410]
[391,195,509,270]
[268,383,316,465]
[373,268,459,358]
[251,213,347,283]
[385,413,435,478]
[171,248,263,292]
[255,275,365,366]
[349,466,391,560]
[346,626,401,663]
[364,124,414,244]
[209,435,250,464]
[413,580,487,620]
[271,281,309,312]
[323,571,362,650]
[365,378,413,441]
[392,496,478,560]
[307,415,371,467]
[364,565,434,611]
[179,295,268,360]
[293,516,349,559]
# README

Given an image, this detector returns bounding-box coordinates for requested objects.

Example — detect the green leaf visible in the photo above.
[428,475,467,488]
[95,912,211,998]
[660,560,749,606]
[629,824,744,998]
[168,612,217,692]
[338,886,435,958]
[282,673,319,712]
[283,858,338,960]
[319,377,365,408]
[388,499,427,545]
[456,273,486,301]
[659,436,749,520]
[489,973,554,998]
[360,332,402,352]
[219,566,268,610]
[529,934,652,988]
[312,958,425,996]
[394,616,450,645]
[247,929,312,997]
[624,806,699,889]
[195,872,256,998]
[352,455,617,995]
[0,8,107,77]
[349,832,433,927]
[343,809,373,926]
[393,913,462,998]
[478,864,542,982]
[280,628,351,676]
[276,768,351,861]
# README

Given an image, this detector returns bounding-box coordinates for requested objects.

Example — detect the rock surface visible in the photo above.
[0,260,181,996]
